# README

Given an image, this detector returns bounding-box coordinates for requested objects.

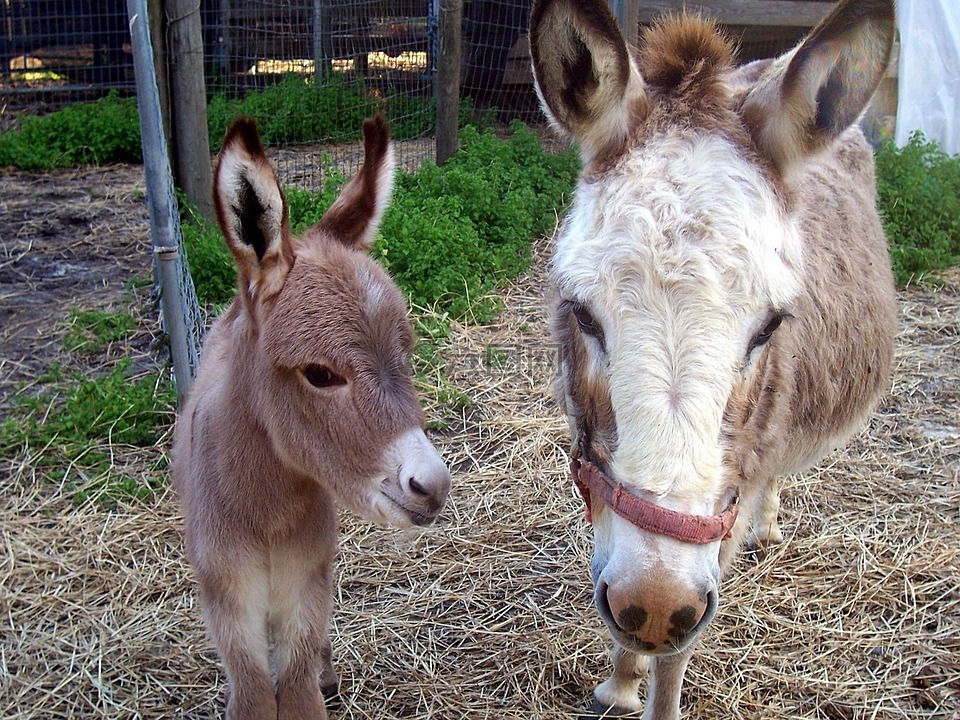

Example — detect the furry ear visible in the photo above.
[314,114,395,252]
[213,118,293,306]
[740,0,895,177]
[529,0,648,163]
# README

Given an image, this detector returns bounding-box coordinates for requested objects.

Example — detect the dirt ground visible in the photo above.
[0,162,958,719]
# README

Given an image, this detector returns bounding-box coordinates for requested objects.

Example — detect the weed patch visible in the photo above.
[0,91,141,170]
[1,359,174,504]
[62,309,137,354]
[876,132,960,284]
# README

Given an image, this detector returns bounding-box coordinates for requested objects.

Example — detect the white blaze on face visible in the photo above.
[366,427,450,529]
[555,131,803,510]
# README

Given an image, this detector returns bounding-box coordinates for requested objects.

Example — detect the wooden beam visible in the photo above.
[610,0,640,47]
[165,0,214,221]
[637,0,832,28]
[436,0,462,165]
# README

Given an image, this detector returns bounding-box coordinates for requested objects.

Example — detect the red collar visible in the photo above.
[571,457,739,544]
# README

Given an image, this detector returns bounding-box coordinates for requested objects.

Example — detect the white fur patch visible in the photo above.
[554,131,803,506]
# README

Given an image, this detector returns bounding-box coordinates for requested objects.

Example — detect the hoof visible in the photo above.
[321,681,341,709]
[579,698,644,719]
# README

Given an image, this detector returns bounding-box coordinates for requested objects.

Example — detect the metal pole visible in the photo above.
[127,0,195,405]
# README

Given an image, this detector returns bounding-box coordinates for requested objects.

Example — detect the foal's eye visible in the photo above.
[302,364,347,389]
[748,314,785,355]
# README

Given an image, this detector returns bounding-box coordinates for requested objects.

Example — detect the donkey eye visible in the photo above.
[573,303,602,338]
[748,314,785,355]
[302,364,347,389]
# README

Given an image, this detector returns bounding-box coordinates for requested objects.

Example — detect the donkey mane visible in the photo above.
[638,14,735,95]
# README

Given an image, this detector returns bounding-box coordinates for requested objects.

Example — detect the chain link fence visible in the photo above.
[0,1,538,173]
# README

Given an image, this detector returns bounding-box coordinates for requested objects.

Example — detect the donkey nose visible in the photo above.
[398,434,451,519]
[597,577,713,652]
[401,464,449,512]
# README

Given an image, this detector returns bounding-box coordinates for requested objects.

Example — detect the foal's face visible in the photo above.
[258,243,448,527]
[213,116,450,528]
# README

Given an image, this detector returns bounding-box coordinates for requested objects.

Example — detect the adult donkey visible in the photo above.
[172,116,450,720]
[529,0,897,717]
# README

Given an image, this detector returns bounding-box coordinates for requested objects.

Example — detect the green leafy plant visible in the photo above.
[0,91,141,170]
[376,121,579,320]
[207,74,379,149]
[875,131,960,284]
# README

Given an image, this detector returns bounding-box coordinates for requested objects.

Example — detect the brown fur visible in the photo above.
[172,116,449,720]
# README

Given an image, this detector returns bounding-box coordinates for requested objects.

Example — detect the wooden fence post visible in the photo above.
[165,0,214,221]
[313,0,333,81]
[610,0,639,47]
[147,0,171,163]
[436,0,462,165]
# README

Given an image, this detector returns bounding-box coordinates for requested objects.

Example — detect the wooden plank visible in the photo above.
[611,0,640,47]
[166,0,214,221]
[637,0,833,28]
[436,0,462,165]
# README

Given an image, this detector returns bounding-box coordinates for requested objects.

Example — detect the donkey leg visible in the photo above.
[589,641,647,716]
[273,558,335,720]
[199,572,277,720]
[641,647,694,720]
[747,478,784,558]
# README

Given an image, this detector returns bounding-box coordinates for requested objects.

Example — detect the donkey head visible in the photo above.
[532,0,893,654]
[212,116,450,528]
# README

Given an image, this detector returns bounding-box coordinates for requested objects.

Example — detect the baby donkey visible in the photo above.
[172,115,450,720]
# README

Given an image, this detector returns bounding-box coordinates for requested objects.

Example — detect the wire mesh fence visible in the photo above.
[0,0,132,122]
[2,0,839,396]
[0,2,837,177]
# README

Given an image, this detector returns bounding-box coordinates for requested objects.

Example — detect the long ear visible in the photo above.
[530,0,648,163]
[213,118,293,305]
[314,114,394,252]
[740,0,895,176]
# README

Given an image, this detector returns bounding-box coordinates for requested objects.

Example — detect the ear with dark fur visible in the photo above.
[314,114,395,252]
[529,0,648,163]
[213,117,294,306]
[740,0,895,176]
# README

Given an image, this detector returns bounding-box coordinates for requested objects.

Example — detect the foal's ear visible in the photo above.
[529,0,648,163]
[314,114,394,252]
[213,118,293,304]
[740,0,895,177]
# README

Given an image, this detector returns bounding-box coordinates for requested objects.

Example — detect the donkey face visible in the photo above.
[212,116,450,527]
[532,0,894,656]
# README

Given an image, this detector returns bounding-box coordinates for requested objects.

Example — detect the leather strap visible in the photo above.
[571,457,739,544]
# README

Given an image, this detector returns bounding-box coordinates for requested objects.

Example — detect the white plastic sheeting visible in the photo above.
[896,0,960,154]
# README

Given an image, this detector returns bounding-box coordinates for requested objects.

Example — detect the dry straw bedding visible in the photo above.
[1,166,958,719]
